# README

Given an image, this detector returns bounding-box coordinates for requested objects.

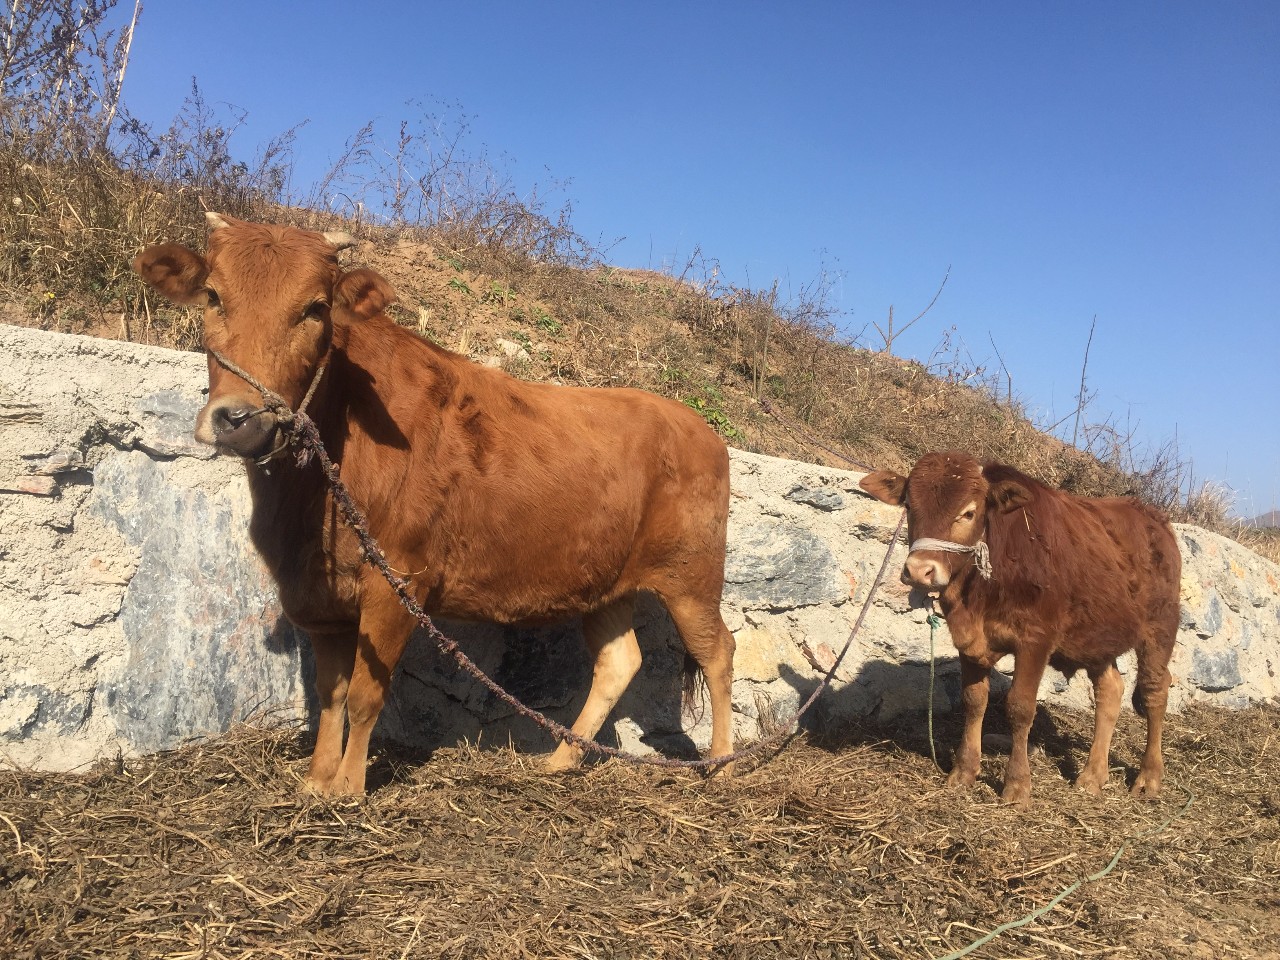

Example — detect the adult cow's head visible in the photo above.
[132,213,395,459]
[859,450,1031,590]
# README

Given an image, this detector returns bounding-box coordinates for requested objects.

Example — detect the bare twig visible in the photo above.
[1072,314,1097,448]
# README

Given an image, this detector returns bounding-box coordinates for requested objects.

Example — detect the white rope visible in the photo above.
[908,537,993,580]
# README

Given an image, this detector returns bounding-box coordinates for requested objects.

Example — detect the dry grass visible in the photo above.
[2,703,1277,959]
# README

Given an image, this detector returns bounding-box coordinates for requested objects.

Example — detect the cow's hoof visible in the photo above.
[1074,770,1106,797]
[1000,781,1031,806]
[542,750,580,774]
[299,776,333,797]
[706,759,735,778]
[946,767,979,790]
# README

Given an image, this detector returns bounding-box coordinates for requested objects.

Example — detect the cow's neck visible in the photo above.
[241,313,454,579]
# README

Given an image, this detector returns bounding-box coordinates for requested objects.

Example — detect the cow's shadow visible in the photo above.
[775,659,1090,790]
[275,594,698,790]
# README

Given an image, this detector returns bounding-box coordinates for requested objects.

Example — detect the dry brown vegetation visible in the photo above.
[3,704,1278,959]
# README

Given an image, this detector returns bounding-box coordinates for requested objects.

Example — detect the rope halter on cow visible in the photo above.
[208,348,329,468]
[908,537,993,580]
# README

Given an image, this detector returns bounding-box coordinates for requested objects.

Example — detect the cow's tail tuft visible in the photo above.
[682,652,708,725]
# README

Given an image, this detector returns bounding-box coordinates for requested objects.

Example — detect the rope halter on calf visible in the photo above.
[908,537,993,580]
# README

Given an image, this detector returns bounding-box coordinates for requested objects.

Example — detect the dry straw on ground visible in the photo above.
[3,703,1277,959]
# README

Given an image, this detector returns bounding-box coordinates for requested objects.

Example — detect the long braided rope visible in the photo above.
[217,352,1196,957]
[210,350,906,769]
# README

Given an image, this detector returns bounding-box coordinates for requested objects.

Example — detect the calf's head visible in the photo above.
[860,451,1030,590]
[132,213,394,459]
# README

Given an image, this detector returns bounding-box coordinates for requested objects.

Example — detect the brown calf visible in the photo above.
[860,451,1180,804]
[133,214,737,795]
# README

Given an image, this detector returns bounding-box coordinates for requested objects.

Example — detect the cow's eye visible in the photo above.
[205,288,222,310]
[959,509,976,522]
[303,300,328,321]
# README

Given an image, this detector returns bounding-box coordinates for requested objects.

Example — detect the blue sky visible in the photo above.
[119,2,1278,517]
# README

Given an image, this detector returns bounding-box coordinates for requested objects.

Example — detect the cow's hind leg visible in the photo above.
[1002,645,1051,805]
[326,587,416,797]
[663,594,736,772]
[545,596,642,772]
[302,628,357,794]
[1076,660,1123,796]
[1130,643,1173,800]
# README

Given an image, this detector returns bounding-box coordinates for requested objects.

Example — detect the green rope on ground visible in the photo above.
[927,611,942,771]
[930,776,1196,960]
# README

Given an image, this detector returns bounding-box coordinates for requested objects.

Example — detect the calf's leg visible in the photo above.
[948,654,990,789]
[1130,648,1172,799]
[1076,661,1123,796]
[664,594,737,771]
[1002,646,1050,805]
[545,596,642,772]
[303,628,357,793]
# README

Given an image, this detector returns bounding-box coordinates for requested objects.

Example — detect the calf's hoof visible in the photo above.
[1130,770,1163,800]
[946,766,979,791]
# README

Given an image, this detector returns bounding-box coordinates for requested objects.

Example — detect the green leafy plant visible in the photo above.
[482,281,515,305]
[684,385,739,439]
[534,310,561,336]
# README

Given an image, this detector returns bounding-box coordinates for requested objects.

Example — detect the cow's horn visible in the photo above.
[323,231,356,251]
[205,211,232,231]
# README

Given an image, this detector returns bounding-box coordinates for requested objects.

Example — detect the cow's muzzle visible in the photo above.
[901,537,993,590]
[195,398,280,458]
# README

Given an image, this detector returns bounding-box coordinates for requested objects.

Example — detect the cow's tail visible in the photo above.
[682,652,709,725]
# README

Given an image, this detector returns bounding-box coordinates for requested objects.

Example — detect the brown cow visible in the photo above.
[860,451,1180,804]
[132,214,737,796]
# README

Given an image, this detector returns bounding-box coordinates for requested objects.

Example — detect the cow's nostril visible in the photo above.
[215,407,256,431]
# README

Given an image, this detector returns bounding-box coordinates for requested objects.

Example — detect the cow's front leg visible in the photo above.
[1002,645,1050,805]
[326,586,416,797]
[948,654,990,789]
[302,628,357,794]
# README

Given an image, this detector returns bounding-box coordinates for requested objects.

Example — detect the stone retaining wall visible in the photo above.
[2,324,1276,770]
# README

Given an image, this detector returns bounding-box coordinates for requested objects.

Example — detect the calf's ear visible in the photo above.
[987,477,1032,513]
[334,267,396,321]
[132,244,209,305]
[859,470,907,506]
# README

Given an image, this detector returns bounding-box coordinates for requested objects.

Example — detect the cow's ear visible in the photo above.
[334,267,396,321]
[988,477,1032,513]
[132,243,210,305]
[860,470,907,506]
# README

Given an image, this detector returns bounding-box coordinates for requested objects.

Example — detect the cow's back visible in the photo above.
[334,318,730,624]
[984,472,1181,661]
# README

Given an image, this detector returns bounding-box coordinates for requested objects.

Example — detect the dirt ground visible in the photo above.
[2,702,1278,960]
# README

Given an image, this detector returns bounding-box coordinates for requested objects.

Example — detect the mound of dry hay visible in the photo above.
[2,703,1277,959]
